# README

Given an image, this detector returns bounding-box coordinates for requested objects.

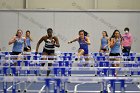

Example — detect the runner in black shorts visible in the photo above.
[9,29,26,60]
[99,31,110,53]
[109,30,122,59]
[36,28,60,76]
[109,30,123,76]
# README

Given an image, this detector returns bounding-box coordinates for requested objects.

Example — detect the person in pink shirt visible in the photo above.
[122,27,133,56]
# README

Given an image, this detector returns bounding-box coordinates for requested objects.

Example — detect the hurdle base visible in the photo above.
[24,89,27,92]
[9,73,13,76]
[100,90,108,93]
[17,89,21,92]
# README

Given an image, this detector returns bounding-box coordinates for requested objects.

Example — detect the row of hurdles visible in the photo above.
[0,52,140,93]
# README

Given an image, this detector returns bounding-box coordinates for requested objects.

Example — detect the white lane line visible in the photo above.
[7,81,24,91]
[39,85,46,93]
[74,84,80,93]
[74,83,86,93]
[137,84,140,89]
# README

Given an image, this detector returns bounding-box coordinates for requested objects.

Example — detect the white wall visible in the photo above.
[97,0,140,9]
[0,12,18,51]
[27,0,95,9]
[0,0,24,9]
[1,0,140,9]
[0,10,140,52]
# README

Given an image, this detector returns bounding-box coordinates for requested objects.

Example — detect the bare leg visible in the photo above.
[41,52,48,66]
[105,50,109,53]
[84,54,89,61]
[114,58,120,76]
[110,57,120,76]
[83,54,89,67]
[47,54,55,76]
[99,50,104,53]
[77,49,84,59]
[26,49,31,52]
[41,52,55,76]
[17,53,22,60]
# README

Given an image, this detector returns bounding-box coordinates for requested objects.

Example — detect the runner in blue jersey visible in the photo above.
[8,29,27,59]
[99,31,110,53]
[110,30,123,57]
[109,30,123,76]
[68,30,91,61]
[24,30,32,52]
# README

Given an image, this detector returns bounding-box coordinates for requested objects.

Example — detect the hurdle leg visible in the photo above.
[54,79,61,93]
[24,60,30,92]
[12,82,16,93]
[110,80,115,93]
[9,61,13,76]
[138,71,140,75]
[54,80,57,93]
[3,67,8,76]
[3,82,7,93]
[38,64,42,76]
[24,81,27,92]
[3,68,8,93]
[45,79,50,93]
[9,67,13,76]
[61,81,65,93]
[24,69,28,92]
[17,61,22,92]
[47,62,53,76]
[120,80,125,93]
[17,73,21,92]
[34,60,38,76]
[100,80,108,93]
[23,81,27,93]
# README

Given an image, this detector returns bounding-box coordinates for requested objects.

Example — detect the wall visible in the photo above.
[0,0,24,9]
[0,10,139,53]
[0,0,140,9]
[27,0,95,9]
[97,0,140,9]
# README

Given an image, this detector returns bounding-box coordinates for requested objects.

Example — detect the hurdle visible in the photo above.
[1,52,140,93]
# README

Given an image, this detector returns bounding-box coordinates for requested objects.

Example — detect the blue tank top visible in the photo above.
[12,38,24,52]
[24,37,31,47]
[78,37,88,50]
[110,38,121,53]
[101,37,108,49]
